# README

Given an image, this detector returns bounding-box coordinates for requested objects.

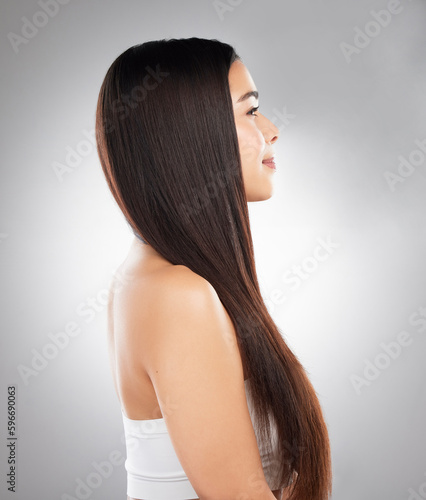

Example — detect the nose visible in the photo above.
[260,114,280,144]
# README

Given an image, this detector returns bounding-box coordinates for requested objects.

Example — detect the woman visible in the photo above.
[96,37,332,500]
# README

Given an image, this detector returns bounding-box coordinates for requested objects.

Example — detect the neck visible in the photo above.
[129,234,174,268]
[133,230,148,245]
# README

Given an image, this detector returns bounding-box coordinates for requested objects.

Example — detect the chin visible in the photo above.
[247,189,274,202]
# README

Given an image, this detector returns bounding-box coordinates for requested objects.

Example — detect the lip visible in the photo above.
[262,157,276,170]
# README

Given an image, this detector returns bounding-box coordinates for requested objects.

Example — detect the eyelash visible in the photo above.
[247,106,259,117]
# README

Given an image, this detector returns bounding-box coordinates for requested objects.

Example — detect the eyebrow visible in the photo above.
[236,90,259,103]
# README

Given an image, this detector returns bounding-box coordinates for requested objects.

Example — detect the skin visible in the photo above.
[108,61,287,500]
[228,59,280,202]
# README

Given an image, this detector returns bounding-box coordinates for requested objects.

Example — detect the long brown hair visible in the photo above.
[95,37,332,499]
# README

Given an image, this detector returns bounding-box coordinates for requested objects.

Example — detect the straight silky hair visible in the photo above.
[95,37,332,499]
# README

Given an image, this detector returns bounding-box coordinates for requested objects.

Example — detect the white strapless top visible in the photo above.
[121,378,282,499]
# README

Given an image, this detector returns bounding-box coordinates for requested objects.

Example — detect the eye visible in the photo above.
[247,106,259,117]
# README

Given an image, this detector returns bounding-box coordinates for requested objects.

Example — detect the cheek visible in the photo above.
[236,122,264,165]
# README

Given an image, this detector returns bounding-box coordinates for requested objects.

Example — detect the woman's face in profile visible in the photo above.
[228,60,280,202]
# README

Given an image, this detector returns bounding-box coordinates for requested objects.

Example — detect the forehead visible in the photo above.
[228,60,258,105]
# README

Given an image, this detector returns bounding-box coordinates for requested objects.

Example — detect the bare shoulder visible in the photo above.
[111,263,238,368]
[112,262,214,299]
[155,263,216,296]
[139,264,238,365]
[152,264,224,314]
[114,263,222,319]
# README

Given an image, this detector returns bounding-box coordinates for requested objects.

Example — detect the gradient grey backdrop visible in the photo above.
[1,0,426,499]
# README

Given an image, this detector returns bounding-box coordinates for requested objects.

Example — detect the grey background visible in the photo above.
[1,0,425,498]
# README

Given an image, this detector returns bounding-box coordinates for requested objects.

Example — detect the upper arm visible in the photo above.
[139,265,274,500]
[106,276,119,398]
